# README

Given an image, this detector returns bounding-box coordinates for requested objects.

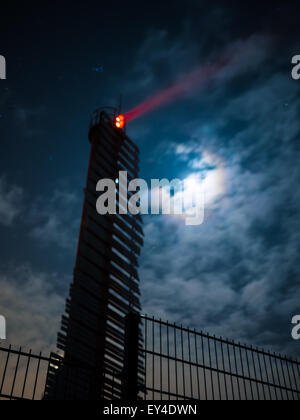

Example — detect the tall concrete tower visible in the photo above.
[46,108,143,400]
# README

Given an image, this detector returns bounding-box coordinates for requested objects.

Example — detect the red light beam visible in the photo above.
[125,56,229,122]
[124,36,272,122]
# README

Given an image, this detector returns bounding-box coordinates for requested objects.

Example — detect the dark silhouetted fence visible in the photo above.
[136,315,300,401]
[1,314,300,400]
[0,345,62,400]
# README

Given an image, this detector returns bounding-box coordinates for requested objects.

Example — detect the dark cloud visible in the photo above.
[29,188,81,251]
[0,264,66,351]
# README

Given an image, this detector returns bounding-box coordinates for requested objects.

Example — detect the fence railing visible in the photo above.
[0,344,112,400]
[1,313,300,400]
[0,344,63,400]
[136,315,300,401]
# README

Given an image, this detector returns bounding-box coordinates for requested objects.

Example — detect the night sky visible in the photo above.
[0,1,300,357]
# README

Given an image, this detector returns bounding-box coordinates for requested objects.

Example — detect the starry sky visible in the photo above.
[0,0,300,357]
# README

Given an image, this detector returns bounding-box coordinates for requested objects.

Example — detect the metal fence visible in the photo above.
[1,314,300,400]
[0,344,108,400]
[135,315,300,401]
[0,345,63,400]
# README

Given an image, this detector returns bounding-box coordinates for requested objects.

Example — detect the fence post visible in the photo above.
[122,312,140,400]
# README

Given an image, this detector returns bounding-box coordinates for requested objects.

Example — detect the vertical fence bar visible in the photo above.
[44,354,52,400]
[274,354,284,400]
[232,340,241,400]
[262,351,272,400]
[295,359,300,398]
[201,334,208,400]
[10,346,22,399]
[290,359,300,401]
[279,356,289,400]
[256,350,266,400]
[159,320,162,400]
[144,315,147,400]
[188,330,193,399]
[174,324,178,400]
[227,342,235,400]
[253,348,266,400]
[214,336,221,400]
[284,358,294,401]
[0,344,11,396]
[268,351,278,400]
[208,336,214,400]
[194,331,201,400]
[152,316,155,400]
[32,351,42,400]
[238,343,247,400]
[221,340,228,401]
[21,349,32,399]
[122,312,140,400]
[167,321,170,399]
[180,326,186,399]
[245,348,254,400]
[250,346,260,400]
